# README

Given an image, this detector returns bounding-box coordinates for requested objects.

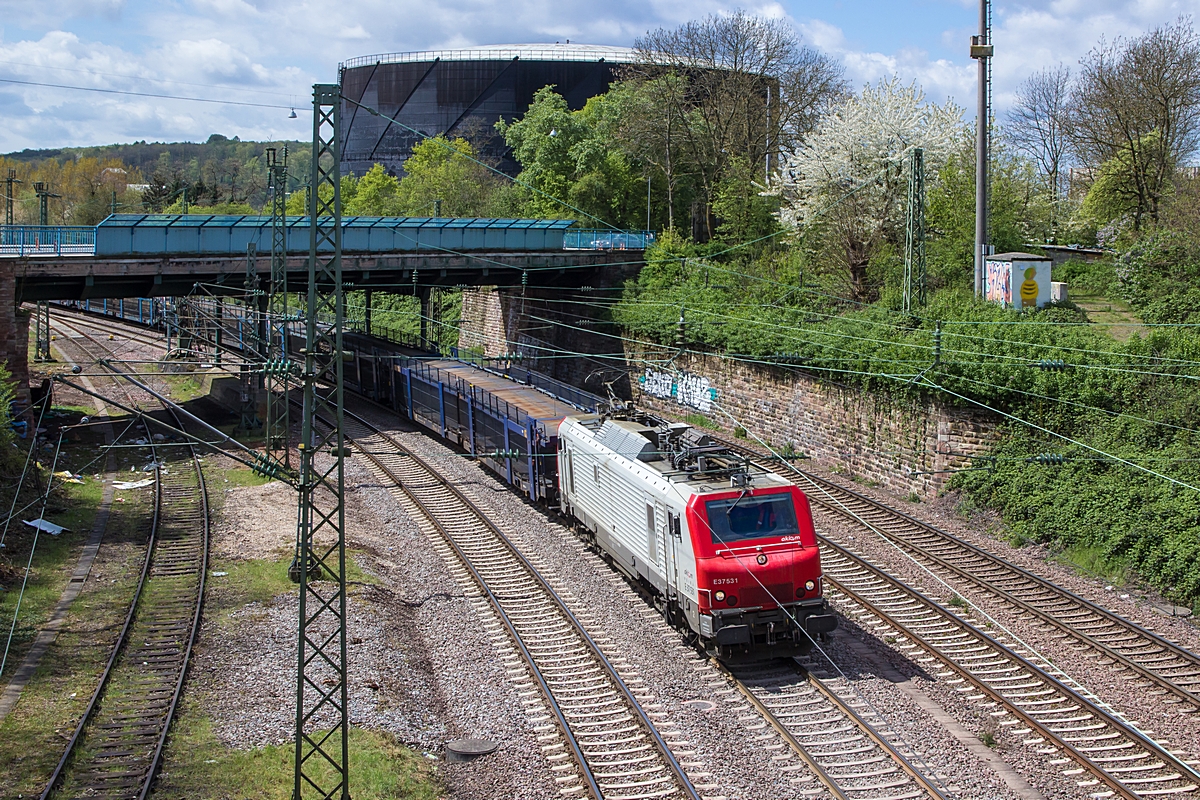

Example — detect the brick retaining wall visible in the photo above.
[458,286,998,499]
[0,262,31,412]
[626,349,997,499]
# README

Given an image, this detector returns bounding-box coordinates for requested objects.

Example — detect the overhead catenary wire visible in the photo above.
[0,78,294,110]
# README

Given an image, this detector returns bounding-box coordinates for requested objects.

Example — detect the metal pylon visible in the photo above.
[903,147,927,313]
[33,301,52,361]
[266,146,291,469]
[240,243,263,431]
[293,83,349,800]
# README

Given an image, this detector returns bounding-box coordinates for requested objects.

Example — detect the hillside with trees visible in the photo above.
[0,135,308,224]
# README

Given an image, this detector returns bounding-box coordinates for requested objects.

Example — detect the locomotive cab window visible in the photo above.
[705,493,799,544]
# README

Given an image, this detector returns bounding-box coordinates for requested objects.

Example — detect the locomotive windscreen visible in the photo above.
[704,493,799,544]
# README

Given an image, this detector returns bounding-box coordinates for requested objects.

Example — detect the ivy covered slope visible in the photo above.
[616,242,1200,611]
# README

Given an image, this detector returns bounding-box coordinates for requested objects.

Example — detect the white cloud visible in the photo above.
[7,0,1200,151]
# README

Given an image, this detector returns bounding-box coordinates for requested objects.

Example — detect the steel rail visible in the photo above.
[795,468,1200,704]
[38,322,164,800]
[805,670,951,800]
[716,438,1200,710]
[721,661,953,800]
[307,397,703,800]
[820,536,1200,799]
[39,315,210,800]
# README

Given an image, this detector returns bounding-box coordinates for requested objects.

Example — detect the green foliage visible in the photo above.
[497,85,656,227]
[345,164,402,215]
[162,199,258,215]
[712,157,780,245]
[0,359,14,458]
[953,420,1200,606]
[1080,130,1171,232]
[1052,259,1116,297]
[1113,230,1200,323]
[616,248,1200,604]
[926,139,1054,292]
[393,136,513,216]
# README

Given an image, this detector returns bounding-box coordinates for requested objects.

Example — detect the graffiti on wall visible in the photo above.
[640,368,717,413]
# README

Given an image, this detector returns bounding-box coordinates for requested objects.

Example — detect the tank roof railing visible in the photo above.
[341,43,642,70]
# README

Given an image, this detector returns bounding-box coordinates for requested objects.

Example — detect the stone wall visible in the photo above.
[459,285,633,396]
[457,283,999,499]
[0,262,31,412]
[627,349,997,499]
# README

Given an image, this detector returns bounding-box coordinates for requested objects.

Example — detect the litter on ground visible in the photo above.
[113,478,155,490]
[24,518,67,535]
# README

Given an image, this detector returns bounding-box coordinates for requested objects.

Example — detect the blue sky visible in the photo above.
[0,0,1196,151]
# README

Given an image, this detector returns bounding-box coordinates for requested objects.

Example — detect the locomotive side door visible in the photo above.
[653,500,670,585]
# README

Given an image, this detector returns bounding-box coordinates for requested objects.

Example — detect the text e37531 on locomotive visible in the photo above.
[558,411,836,663]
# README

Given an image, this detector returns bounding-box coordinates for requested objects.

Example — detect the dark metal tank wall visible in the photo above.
[340,59,620,177]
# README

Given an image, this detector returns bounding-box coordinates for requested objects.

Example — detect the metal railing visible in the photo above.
[341,45,640,70]
[0,225,96,257]
[563,229,655,251]
[1,224,654,257]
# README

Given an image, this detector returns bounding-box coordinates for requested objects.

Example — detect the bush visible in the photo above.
[615,242,1200,604]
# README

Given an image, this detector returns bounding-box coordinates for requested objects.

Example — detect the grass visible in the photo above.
[1072,292,1146,342]
[683,413,721,431]
[0,472,105,671]
[205,552,378,628]
[205,557,295,626]
[155,714,441,800]
[948,595,968,609]
[0,469,152,797]
[979,731,997,748]
[1054,543,1131,586]
[213,465,272,489]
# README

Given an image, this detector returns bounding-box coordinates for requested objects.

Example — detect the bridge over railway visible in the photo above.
[0,213,650,409]
[2,215,649,300]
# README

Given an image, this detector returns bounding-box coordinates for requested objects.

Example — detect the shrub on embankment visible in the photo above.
[612,238,1200,609]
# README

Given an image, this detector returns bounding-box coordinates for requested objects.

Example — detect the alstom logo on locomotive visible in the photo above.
[558,411,836,662]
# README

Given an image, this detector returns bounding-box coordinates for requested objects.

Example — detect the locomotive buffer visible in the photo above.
[558,410,836,663]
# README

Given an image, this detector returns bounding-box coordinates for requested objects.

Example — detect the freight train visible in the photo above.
[56,299,836,661]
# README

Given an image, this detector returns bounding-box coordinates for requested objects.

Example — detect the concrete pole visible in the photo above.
[973,0,991,298]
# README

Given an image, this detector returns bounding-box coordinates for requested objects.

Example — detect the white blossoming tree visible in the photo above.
[776,77,963,301]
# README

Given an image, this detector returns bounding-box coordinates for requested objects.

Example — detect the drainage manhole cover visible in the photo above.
[446,739,499,760]
[683,699,716,712]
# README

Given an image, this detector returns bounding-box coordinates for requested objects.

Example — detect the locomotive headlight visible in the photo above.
[714,590,726,602]
[805,580,816,592]
[756,553,768,565]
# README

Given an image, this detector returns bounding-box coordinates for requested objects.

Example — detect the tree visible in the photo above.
[498,87,656,227]
[496,87,586,219]
[1008,64,1071,216]
[1068,18,1200,229]
[393,136,510,217]
[927,135,1055,289]
[777,78,962,301]
[629,10,846,238]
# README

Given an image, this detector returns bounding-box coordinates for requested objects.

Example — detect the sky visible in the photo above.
[0,0,1197,152]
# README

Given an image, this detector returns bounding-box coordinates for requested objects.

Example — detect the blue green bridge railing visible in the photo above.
[563,229,656,250]
[1,220,654,257]
[0,226,96,257]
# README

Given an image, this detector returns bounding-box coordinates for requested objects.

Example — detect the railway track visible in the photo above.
[328,400,704,800]
[820,537,1200,798]
[716,440,1200,705]
[41,315,210,800]
[67,308,1200,797]
[728,663,950,800]
[709,440,1200,797]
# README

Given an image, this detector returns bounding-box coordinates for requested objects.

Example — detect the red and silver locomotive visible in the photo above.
[558,410,836,662]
